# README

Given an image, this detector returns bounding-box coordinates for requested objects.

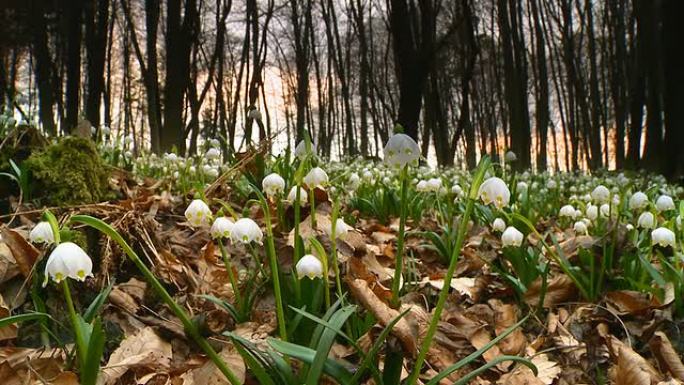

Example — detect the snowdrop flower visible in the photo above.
[547,180,557,190]
[516,182,528,193]
[416,180,429,192]
[303,167,328,189]
[247,107,262,121]
[294,139,316,159]
[210,217,234,239]
[626,224,634,231]
[629,192,649,210]
[101,125,111,136]
[637,212,655,229]
[501,226,524,247]
[382,176,391,184]
[231,218,263,245]
[348,173,361,190]
[612,194,621,206]
[492,218,506,232]
[296,254,324,279]
[123,136,134,146]
[30,222,55,244]
[383,133,420,167]
[362,169,373,180]
[206,148,221,161]
[586,205,599,221]
[185,199,213,227]
[504,151,517,162]
[43,242,93,285]
[655,195,675,212]
[559,205,576,218]
[262,173,286,198]
[204,165,219,178]
[451,184,464,196]
[574,209,583,219]
[478,177,510,209]
[124,150,133,160]
[591,185,610,204]
[209,138,221,148]
[326,218,352,240]
[600,204,611,218]
[574,221,588,235]
[651,227,676,248]
[287,186,308,205]
[165,152,178,162]
[426,178,442,192]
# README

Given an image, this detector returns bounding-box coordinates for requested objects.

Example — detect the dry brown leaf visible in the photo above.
[347,278,417,354]
[525,274,577,308]
[424,277,476,299]
[0,294,18,341]
[530,354,562,385]
[0,228,39,277]
[180,346,245,385]
[649,331,684,381]
[97,327,173,385]
[0,242,21,284]
[606,290,660,315]
[496,363,545,385]
[613,345,663,385]
[489,299,527,355]
[0,347,68,384]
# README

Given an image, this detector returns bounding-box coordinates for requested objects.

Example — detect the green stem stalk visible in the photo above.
[218,239,243,317]
[62,280,87,365]
[391,166,409,307]
[259,196,288,342]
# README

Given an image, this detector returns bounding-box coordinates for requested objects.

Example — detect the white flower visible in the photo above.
[206,148,221,161]
[262,173,286,198]
[294,139,316,159]
[383,133,420,167]
[600,204,611,218]
[586,205,599,221]
[124,136,134,146]
[516,182,528,193]
[559,205,576,218]
[287,186,308,205]
[651,227,676,248]
[101,125,111,135]
[210,217,234,239]
[574,221,588,235]
[348,173,361,190]
[492,218,506,232]
[416,180,429,192]
[547,180,557,189]
[591,185,610,204]
[203,165,219,178]
[326,218,352,240]
[231,218,263,245]
[303,167,329,189]
[478,177,511,209]
[451,184,464,196]
[209,138,221,148]
[501,226,524,247]
[164,153,179,162]
[637,212,655,229]
[426,178,442,192]
[296,254,324,279]
[30,222,55,244]
[626,224,634,231]
[185,199,213,227]
[629,192,648,210]
[655,195,675,212]
[504,151,517,162]
[247,108,262,121]
[43,242,93,285]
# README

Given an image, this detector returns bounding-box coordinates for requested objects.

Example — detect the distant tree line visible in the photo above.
[0,0,683,178]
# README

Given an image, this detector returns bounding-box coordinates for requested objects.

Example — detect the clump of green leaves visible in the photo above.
[25,136,111,205]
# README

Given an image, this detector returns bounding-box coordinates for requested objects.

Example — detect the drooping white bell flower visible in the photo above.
[209,138,221,148]
[296,254,324,279]
[546,180,557,190]
[348,173,361,190]
[478,177,511,209]
[591,185,610,204]
[586,205,599,221]
[451,184,464,196]
[185,199,213,227]
[600,204,611,218]
[294,139,317,159]
[504,151,517,162]
[303,167,329,189]
[43,242,93,285]
[426,178,442,192]
[30,222,55,244]
[287,186,308,205]
[637,212,655,229]
[492,218,506,232]
[101,125,111,136]
[247,107,262,121]
[626,223,634,231]
[326,218,352,240]
[206,148,221,161]
[383,133,420,168]
[516,181,528,193]
[164,152,179,162]
[203,165,219,178]
[416,180,429,192]
[655,195,675,212]
[210,217,234,239]
[629,192,649,211]
[262,173,286,198]
[651,227,676,248]
[559,205,576,218]
[501,226,524,247]
[231,218,264,245]
[574,221,588,235]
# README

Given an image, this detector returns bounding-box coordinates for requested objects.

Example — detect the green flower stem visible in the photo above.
[218,239,243,316]
[62,280,87,366]
[310,188,317,229]
[390,166,409,307]
[406,157,490,385]
[330,200,344,301]
[255,192,288,342]
[70,215,242,385]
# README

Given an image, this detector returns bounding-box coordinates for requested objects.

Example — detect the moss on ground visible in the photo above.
[24,136,111,205]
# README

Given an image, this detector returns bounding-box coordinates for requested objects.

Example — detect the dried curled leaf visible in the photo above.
[649,332,684,381]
